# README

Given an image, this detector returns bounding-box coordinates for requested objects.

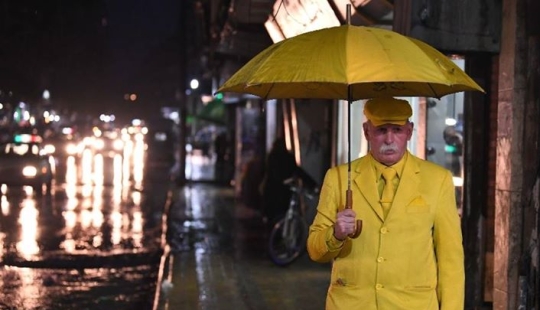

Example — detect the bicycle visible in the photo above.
[267,176,319,266]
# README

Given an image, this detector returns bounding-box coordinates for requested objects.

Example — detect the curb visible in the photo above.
[152,185,174,310]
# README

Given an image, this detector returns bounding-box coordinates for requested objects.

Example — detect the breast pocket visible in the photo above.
[406,196,430,213]
[406,204,430,213]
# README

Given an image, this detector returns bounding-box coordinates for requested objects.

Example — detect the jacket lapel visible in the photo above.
[389,153,421,218]
[353,157,384,221]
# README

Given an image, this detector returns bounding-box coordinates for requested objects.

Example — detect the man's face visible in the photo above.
[363,121,413,166]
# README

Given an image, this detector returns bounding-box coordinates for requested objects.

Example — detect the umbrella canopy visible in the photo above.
[217,25,484,100]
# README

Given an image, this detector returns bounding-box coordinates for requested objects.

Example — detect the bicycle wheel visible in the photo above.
[267,214,308,266]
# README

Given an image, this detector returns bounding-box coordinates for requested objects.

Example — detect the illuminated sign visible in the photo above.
[265,0,340,42]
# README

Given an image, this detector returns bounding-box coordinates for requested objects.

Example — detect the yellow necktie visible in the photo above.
[381,168,397,217]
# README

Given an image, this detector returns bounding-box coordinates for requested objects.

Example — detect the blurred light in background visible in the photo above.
[42,90,50,100]
[190,79,199,90]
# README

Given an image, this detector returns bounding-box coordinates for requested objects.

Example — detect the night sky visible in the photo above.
[0,0,201,124]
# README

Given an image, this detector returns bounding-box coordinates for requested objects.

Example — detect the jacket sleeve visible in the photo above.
[434,170,465,310]
[306,167,347,262]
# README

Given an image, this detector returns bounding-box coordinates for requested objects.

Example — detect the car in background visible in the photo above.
[0,134,55,194]
[79,126,125,158]
[42,126,85,162]
[122,118,148,143]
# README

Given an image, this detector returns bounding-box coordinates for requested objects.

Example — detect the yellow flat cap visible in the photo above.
[364,97,412,127]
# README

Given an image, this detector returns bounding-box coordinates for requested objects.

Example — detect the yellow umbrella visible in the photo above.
[217,23,484,238]
[217,25,484,100]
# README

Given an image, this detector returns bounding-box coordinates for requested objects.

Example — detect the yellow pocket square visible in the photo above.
[406,196,430,213]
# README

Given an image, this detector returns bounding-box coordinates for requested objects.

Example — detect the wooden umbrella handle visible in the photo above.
[345,189,362,238]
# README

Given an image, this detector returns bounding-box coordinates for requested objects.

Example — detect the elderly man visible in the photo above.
[307,97,464,310]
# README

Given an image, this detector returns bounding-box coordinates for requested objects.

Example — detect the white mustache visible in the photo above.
[379,143,398,153]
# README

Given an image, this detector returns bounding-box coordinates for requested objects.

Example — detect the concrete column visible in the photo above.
[494,0,527,308]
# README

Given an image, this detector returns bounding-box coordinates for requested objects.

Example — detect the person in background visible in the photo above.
[260,137,317,227]
[307,97,464,310]
[240,151,265,210]
[214,131,230,183]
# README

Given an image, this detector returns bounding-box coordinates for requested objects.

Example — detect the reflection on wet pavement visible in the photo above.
[0,137,169,309]
[159,182,331,310]
[0,265,156,310]
[0,138,163,264]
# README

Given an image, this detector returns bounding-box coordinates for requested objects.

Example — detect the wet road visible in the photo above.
[0,139,169,309]
[0,143,332,310]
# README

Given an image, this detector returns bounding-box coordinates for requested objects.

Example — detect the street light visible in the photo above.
[188,78,201,137]
[190,79,199,90]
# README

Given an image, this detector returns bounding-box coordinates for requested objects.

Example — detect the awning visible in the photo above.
[196,100,226,124]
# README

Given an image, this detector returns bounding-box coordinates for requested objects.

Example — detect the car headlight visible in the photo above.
[22,166,38,177]
[66,143,78,155]
[43,144,56,154]
[83,137,92,146]
[93,138,105,149]
[113,139,124,150]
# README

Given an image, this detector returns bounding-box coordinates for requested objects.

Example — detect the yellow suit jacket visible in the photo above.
[307,152,464,310]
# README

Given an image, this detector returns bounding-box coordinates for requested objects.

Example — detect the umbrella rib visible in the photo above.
[427,83,440,99]
[263,82,275,100]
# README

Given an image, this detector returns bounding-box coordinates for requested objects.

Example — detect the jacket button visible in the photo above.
[377,257,385,263]
[380,227,388,234]
[376,284,384,290]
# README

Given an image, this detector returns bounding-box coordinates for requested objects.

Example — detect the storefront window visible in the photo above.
[425,57,466,212]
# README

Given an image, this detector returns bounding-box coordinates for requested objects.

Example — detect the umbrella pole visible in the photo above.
[346,86,362,238]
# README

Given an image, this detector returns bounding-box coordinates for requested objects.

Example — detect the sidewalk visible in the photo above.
[153,180,330,310]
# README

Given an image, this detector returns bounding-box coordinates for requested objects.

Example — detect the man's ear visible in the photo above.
[363,122,369,139]
[407,122,414,139]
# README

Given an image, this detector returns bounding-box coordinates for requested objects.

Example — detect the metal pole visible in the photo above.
[344,4,361,238]
[346,4,352,190]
